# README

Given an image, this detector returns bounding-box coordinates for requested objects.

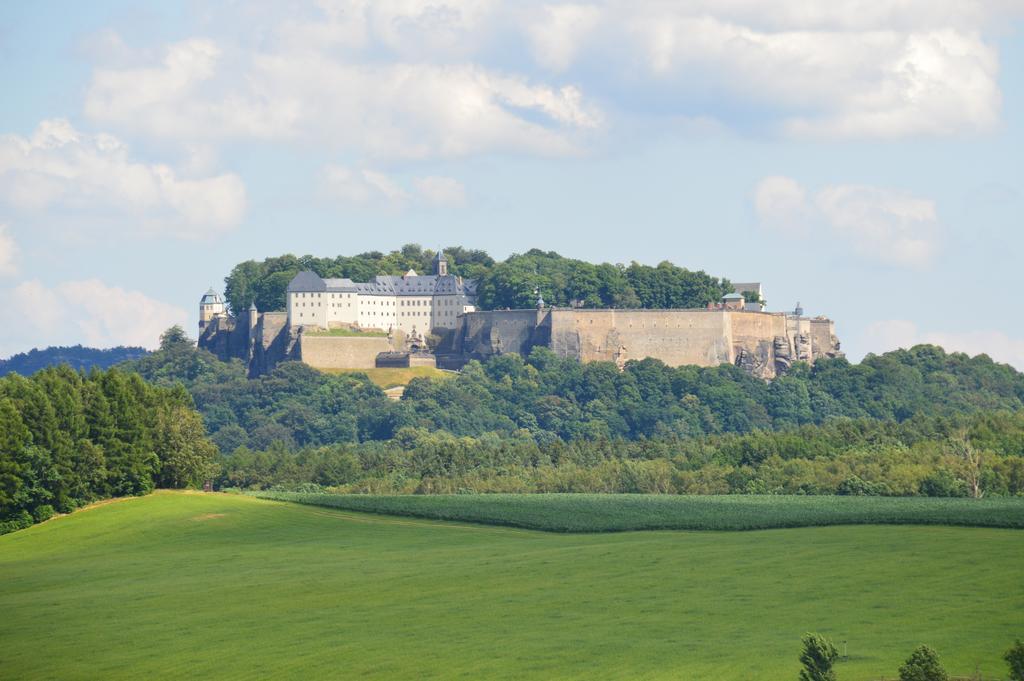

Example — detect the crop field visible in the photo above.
[248,491,1024,532]
[1,492,1021,680]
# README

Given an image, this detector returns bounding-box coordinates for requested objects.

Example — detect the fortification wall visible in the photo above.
[452,309,549,359]
[249,312,293,377]
[298,335,393,370]
[809,318,838,359]
[549,309,734,367]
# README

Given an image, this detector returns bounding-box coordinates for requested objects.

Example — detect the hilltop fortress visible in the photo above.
[199,251,842,379]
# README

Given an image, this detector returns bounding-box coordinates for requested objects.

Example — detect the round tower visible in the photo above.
[199,287,226,331]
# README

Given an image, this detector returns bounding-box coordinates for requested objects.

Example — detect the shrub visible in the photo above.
[32,504,56,523]
[898,645,948,681]
[798,633,838,681]
[1006,639,1024,681]
[0,510,34,535]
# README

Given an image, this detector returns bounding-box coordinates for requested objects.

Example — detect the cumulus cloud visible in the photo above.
[0,119,246,239]
[321,165,411,206]
[322,165,467,208]
[75,1,1018,154]
[0,279,187,356]
[84,34,601,160]
[863,320,1024,370]
[535,1,1010,137]
[0,223,17,276]
[414,176,467,206]
[755,176,939,268]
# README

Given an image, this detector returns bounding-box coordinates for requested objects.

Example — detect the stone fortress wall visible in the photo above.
[200,279,841,379]
[443,308,840,379]
[297,335,394,370]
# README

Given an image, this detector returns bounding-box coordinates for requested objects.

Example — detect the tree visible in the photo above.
[159,326,193,352]
[153,405,219,488]
[798,633,839,681]
[898,645,948,681]
[1006,639,1024,681]
[950,431,984,498]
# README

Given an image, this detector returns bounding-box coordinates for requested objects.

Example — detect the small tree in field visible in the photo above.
[1006,639,1024,681]
[898,645,948,681]
[799,633,839,681]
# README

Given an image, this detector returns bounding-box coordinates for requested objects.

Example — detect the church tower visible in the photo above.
[199,288,226,331]
[433,249,449,276]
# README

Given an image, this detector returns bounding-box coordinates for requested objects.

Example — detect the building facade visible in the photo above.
[284,251,477,335]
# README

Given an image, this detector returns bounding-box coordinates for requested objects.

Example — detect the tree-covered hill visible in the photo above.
[128,336,1024,452]
[0,345,149,377]
[221,244,732,314]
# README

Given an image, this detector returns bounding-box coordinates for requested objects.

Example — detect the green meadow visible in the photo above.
[1,492,1021,680]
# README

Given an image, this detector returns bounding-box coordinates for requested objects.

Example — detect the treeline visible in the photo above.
[129,336,1024,451]
[0,345,149,377]
[0,364,218,534]
[220,244,732,314]
[121,330,1024,497]
[217,412,1024,496]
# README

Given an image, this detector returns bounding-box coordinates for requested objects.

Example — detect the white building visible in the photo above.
[198,288,227,330]
[285,251,477,334]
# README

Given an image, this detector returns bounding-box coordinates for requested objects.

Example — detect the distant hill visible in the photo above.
[0,345,150,376]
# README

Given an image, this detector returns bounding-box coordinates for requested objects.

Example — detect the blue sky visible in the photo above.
[1,1,1022,367]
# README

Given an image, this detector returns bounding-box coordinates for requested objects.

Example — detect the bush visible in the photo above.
[1006,639,1024,681]
[32,504,56,522]
[798,633,838,681]
[898,645,948,681]
[0,510,34,535]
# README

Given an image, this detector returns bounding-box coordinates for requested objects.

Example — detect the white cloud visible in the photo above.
[414,176,467,206]
[526,4,602,71]
[0,119,246,239]
[863,320,1024,370]
[754,176,811,235]
[0,279,187,356]
[755,176,939,268]
[321,165,411,206]
[322,165,467,208]
[0,223,17,276]
[84,34,601,160]
[525,1,1009,138]
[816,185,938,268]
[76,2,1018,154]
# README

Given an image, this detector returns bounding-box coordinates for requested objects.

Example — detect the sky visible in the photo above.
[1,1,1023,367]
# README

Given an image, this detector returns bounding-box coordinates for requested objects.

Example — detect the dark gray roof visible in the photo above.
[286,271,327,293]
[287,270,476,297]
[433,250,448,262]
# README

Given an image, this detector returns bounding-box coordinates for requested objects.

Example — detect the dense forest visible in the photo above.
[4,325,1023,535]
[0,345,149,377]
[125,330,1024,498]
[0,354,218,534]
[221,244,734,314]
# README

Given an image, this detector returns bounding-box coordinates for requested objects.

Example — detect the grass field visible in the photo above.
[303,328,388,337]
[248,491,1024,532]
[321,365,452,387]
[1,492,1021,680]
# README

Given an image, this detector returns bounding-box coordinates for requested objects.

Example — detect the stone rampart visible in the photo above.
[452,307,842,378]
[298,335,394,370]
[549,309,733,368]
[452,309,549,359]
